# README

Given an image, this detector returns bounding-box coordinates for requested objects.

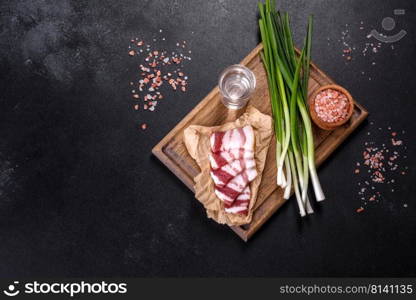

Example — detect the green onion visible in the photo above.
[258,0,325,216]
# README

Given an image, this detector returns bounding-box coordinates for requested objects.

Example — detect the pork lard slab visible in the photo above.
[208,125,257,214]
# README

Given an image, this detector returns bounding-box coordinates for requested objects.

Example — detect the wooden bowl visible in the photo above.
[309,84,354,130]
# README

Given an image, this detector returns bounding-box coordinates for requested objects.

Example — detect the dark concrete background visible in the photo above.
[0,0,415,277]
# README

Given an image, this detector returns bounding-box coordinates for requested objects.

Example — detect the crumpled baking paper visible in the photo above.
[183,106,273,226]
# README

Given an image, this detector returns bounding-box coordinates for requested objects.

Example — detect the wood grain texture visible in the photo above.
[152,44,368,241]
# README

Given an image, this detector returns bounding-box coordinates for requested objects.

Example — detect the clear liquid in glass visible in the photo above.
[219,65,256,110]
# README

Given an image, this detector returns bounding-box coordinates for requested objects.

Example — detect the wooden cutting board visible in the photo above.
[152,44,368,241]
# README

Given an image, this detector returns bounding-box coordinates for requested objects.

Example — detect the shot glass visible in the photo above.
[218,64,256,110]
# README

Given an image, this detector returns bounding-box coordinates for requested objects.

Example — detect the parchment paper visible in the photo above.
[183,106,273,226]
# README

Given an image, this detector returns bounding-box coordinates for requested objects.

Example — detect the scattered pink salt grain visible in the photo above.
[129,30,191,118]
[354,124,408,212]
[127,30,192,130]
[391,138,403,146]
[356,207,365,213]
[141,123,147,130]
[334,23,394,83]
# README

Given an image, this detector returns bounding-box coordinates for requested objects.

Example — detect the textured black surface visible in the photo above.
[0,0,415,277]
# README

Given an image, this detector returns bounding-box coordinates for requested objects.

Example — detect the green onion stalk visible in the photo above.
[258,0,325,216]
